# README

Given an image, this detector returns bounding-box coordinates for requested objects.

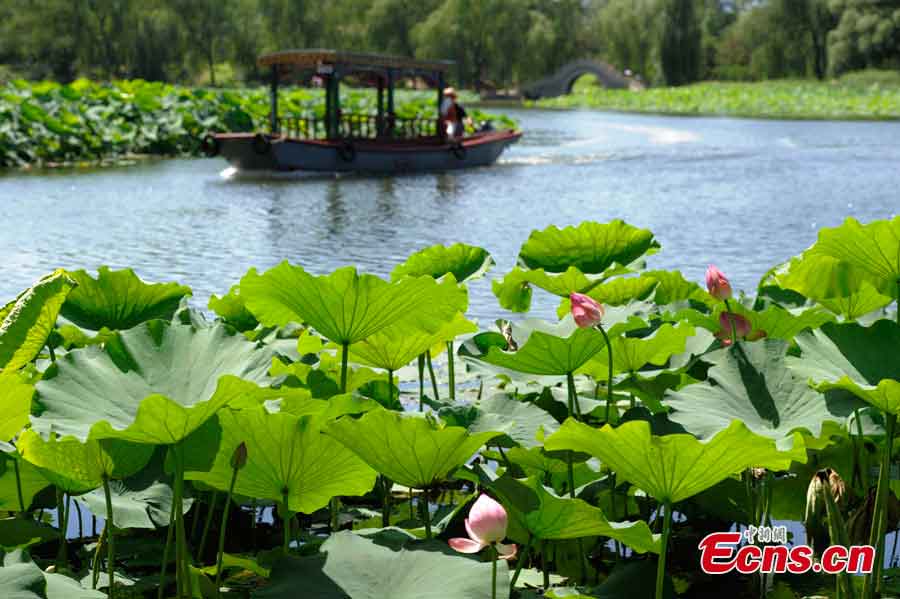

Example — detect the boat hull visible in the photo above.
[212,131,521,173]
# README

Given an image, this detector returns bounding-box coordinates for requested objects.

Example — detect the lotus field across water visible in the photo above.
[0,217,899,599]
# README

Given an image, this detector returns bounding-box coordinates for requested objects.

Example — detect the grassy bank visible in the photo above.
[533,78,900,121]
[0,79,512,168]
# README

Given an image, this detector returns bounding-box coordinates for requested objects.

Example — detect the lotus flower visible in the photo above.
[716,312,765,346]
[570,292,604,328]
[448,494,517,560]
[705,265,732,300]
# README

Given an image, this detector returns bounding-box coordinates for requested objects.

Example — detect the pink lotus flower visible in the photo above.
[570,292,604,328]
[716,312,766,346]
[448,494,517,560]
[705,265,733,300]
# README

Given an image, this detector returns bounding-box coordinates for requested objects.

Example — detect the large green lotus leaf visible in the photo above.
[578,323,696,380]
[208,285,258,332]
[646,270,711,305]
[0,516,57,550]
[186,407,376,514]
[518,221,659,274]
[674,303,832,342]
[269,355,382,398]
[473,318,607,376]
[455,393,560,449]
[488,474,659,553]
[665,340,864,450]
[350,312,477,373]
[492,267,595,312]
[324,408,499,489]
[31,320,274,444]
[239,263,455,345]
[555,276,659,316]
[18,431,153,494]
[789,320,900,414]
[254,530,506,599]
[1,552,106,598]
[60,267,191,331]
[544,418,799,503]
[0,453,49,511]
[392,243,494,283]
[0,270,76,371]
[808,216,900,299]
[0,371,33,442]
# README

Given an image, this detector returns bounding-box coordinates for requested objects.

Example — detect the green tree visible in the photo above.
[828,0,900,75]
[660,0,702,85]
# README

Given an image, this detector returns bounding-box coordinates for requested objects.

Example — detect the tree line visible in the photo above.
[1,0,898,88]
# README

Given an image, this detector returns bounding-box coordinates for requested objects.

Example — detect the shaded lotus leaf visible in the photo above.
[0,370,33,442]
[239,263,456,345]
[324,408,500,489]
[471,317,607,376]
[61,267,191,331]
[789,320,900,415]
[32,320,274,444]
[0,270,77,371]
[18,431,153,494]
[270,353,383,398]
[545,419,800,503]
[807,216,900,299]
[254,530,506,599]
[0,516,57,550]
[487,473,659,553]
[518,221,659,274]
[208,284,258,332]
[350,311,476,373]
[0,452,50,511]
[263,388,381,420]
[392,243,494,283]
[186,407,376,514]
[0,551,106,598]
[579,323,696,380]
[665,340,864,451]
[440,393,559,449]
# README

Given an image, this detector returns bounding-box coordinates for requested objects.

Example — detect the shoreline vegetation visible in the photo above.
[532,73,900,121]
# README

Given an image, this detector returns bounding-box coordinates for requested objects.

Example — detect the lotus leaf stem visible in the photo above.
[13,457,25,515]
[855,409,868,489]
[491,545,498,599]
[102,476,116,599]
[340,341,349,393]
[409,487,415,521]
[509,535,533,592]
[387,369,393,405]
[423,487,432,540]
[380,475,391,528]
[595,324,614,424]
[566,372,582,419]
[655,500,673,599]
[198,491,218,561]
[73,498,83,539]
[55,487,69,570]
[158,506,175,599]
[723,299,738,346]
[282,488,291,554]
[426,350,440,401]
[821,474,854,599]
[214,464,241,597]
[417,354,425,411]
[447,341,456,401]
[92,525,106,589]
[866,413,896,598]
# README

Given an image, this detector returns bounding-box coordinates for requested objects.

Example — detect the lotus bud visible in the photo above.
[805,468,848,555]
[569,292,604,329]
[705,265,732,300]
[231,442,248,470]
[448,494,517,560]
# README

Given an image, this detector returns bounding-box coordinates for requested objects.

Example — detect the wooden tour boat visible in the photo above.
[207,50,522,173]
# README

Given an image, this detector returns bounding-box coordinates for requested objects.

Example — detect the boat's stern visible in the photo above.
[208,133,281,171]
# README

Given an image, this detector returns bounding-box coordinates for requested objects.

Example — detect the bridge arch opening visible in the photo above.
[568,72,601,94]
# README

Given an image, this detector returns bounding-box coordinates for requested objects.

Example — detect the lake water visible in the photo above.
[2,108,899,320]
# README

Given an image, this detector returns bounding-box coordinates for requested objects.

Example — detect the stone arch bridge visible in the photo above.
[521,59,632,100]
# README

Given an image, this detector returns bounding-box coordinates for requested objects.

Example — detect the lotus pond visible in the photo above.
[1,213,900,599]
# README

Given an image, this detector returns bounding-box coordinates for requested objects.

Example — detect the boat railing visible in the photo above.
[277,114,439,140]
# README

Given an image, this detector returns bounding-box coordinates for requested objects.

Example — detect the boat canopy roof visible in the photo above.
[258,49,452,84]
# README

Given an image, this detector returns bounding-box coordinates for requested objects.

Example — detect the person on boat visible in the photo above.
[440,87,472,139]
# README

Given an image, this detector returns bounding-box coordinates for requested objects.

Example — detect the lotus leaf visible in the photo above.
[186,407,377,514]
[544,419,800,503]
[0,516,57,550]
[0,551,106,598]
[0,370,33,442]
[578,323,696,380]
[392,243,494,283]
[60,267,191,330]
[208,284,258,332]
[31,320,274,444]
[446,393,560,449]
[0,270,76,371]
[324,408,499,489]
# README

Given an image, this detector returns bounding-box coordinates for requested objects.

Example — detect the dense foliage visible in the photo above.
[0,79,511,168]
[1,1,898,90]
[1,216,899,598]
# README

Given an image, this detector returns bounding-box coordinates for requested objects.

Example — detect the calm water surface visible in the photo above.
[2,108,898,319]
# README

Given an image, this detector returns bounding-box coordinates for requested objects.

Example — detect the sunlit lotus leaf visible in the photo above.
[0,270,76,371]
[807,216,900,299]
[392,243,494,283]
[545,419,799,503]
[324,408,500,489]
[518,221,659,274]
[240,263,456,345]
[492,267,593,312]
[31,320,274,444]
[765,253,893,319]
[558,276,659,314]
[665,340,864,451]
[789,320,900,415]
[350,312,477,373]
[471,318,607,376]
[0,452,49,511]
[18,430,153,494]
[269,355,382,398]
[645,270,711,305]
[439,393,559,449]
[208,284,258,332]
[578,323,696,380]
[674,303,832,342]
[0,371,33,442]
[487,474,659,553]
[60,267,191,330]
[255,530,505,599]
[187,407,376,514]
